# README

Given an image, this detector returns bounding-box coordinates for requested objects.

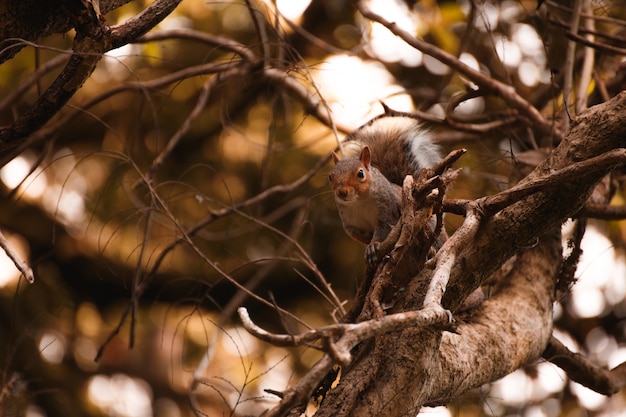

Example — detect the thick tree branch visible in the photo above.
[480,149,626,215]
[0,0,182,153]
[109,0,182,49]
[0,1,108,151]
[341,232,561,416]
[543,336,626,395]
[580,203,626,219]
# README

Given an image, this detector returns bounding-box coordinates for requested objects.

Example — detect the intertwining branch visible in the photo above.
[4,1,626,415]
[0,0,182,152]
[239,92,626,416]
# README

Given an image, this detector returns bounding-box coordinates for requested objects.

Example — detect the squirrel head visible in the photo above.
[328,146,373,202]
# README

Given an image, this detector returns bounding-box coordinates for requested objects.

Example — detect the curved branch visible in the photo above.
[134,29,256,60]
[543,336,626,395]
[580,203,626,220]
[238,305,450,352]
[0,0,183,154]
[0,53,70,114]
[0,3,108,151]
[109,0,182,49]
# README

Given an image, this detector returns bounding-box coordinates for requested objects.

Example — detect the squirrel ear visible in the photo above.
[360,146,371,167]
[332,151,340,164]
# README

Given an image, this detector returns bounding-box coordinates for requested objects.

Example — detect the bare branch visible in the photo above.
[543,336,626,395]
[0,230,34,284]
[0,3,108,151]
[147,73,218,180]
[562,0,583,131]
[479,149,626,215]
[439,91,626,313]
[423,208,481,309]
[579,203,626,220]
[262,67,351,134]
[239,302,451,351]
[0,60,248,167]
[0,0,183,153]
[0,53,70,114]
[576,0,595,114]
[109,0,182,49]
[134,29,256,60]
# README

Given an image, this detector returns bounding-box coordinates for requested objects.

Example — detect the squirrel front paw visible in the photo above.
[365,241,380,266]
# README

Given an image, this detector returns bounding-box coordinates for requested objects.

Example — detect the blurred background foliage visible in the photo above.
[1,0,626,416]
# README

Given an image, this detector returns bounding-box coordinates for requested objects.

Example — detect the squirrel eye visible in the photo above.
[357,169,366,179]
[328,174,333,182]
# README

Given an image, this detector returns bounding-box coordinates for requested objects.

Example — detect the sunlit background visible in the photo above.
[1,0,626,416]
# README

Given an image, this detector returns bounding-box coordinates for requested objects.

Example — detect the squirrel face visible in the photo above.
[328,147,373,203]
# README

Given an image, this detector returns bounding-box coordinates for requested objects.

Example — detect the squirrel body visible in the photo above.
[328,117,441,264]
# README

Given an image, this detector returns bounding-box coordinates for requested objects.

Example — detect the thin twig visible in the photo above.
[147,75,215,179]
[134,29,256,60]
[562,0,583,131]
[575,0,595,114]
[0,230,34,283]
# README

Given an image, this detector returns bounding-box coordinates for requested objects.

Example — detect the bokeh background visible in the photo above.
[1,0,626,416]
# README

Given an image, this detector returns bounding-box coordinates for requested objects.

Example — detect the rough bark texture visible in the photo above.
[311,92,626,416]
[0,0,132,63]
[0,0,181,152]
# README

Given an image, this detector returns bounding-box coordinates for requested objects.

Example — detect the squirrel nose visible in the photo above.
[336,187,348,199]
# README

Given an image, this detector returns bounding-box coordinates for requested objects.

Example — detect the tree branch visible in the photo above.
[0,229,34,283]
[0,2,108,151]
[109,0,182,49]
[543,336,626,395]
[0,0,183,153]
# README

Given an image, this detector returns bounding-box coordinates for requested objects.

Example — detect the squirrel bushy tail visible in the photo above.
[341,117,440,185]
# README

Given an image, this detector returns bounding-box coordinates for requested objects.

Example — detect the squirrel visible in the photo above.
[328,117,442,265]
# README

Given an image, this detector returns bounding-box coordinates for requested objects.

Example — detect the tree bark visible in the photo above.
[0,0,182,152]
[0,0,132,63]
